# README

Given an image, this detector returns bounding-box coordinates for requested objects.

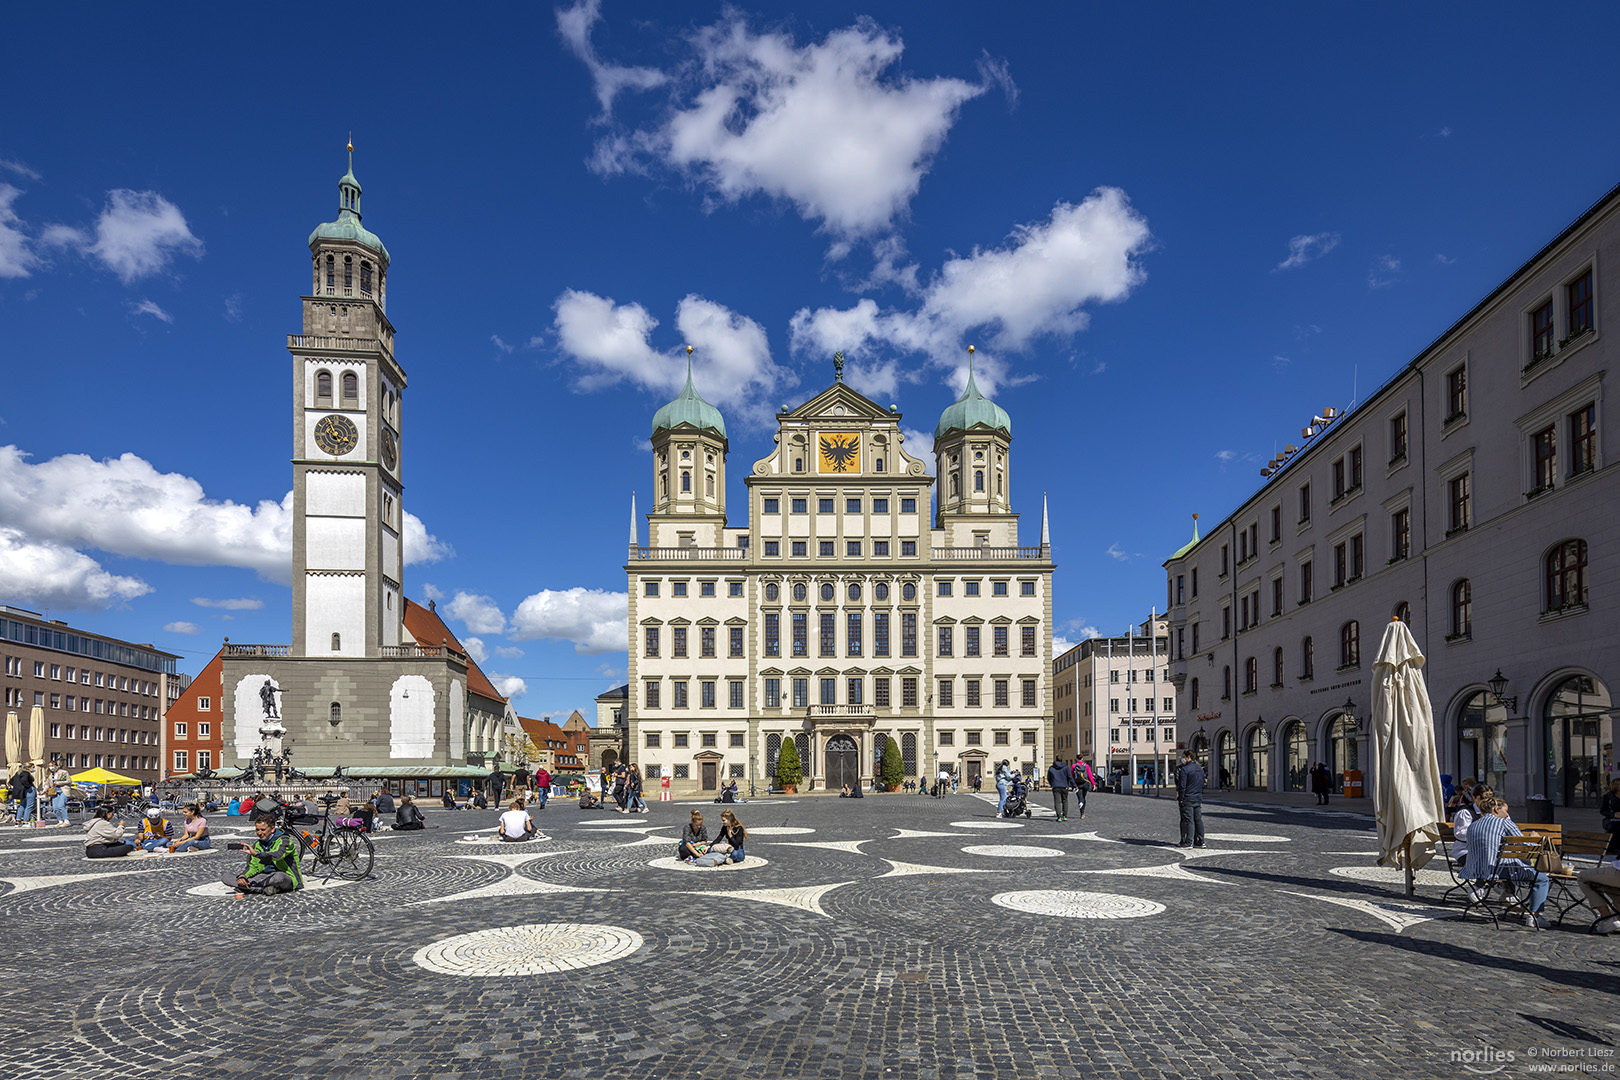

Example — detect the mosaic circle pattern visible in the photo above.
[412,923,644,977]
[646,855,770,872]
[1202,833,1291,843]
[961,845,1066,859]
[746,827,816,836]
[992,889,1165,919]
[951,820,1024,830]
[1327,865,1453,887]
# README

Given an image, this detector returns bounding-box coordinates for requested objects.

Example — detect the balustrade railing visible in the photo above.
[930,545,1049,560]
[222,643,290,657]
[629,546,747,561]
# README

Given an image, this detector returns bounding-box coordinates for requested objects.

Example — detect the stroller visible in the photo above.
[1001,774,1032,818]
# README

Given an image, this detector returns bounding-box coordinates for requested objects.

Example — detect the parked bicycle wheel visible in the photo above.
[330,828,374,880]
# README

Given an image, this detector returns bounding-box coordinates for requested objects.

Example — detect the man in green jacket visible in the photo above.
[226,814,304,895]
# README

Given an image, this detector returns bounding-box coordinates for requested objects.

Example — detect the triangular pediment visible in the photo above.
[788,381,894,422]
[759,667,784,676]
[696,617,720,626]
[724,617,748,626]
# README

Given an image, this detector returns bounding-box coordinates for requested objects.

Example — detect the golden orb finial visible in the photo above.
[967,344,975,354]
[685,344,693,355]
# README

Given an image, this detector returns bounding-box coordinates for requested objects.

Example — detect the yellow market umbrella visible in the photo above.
[70,768,143,786]
[4,710,18,778]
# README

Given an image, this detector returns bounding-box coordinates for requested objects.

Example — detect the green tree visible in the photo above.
[879,736,904,792]
[775,737,802,789]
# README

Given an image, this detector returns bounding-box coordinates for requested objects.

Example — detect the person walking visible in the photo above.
[1310,763,1333,806]
[1046,758,1072,821]
[1175,750,1206,848]
[1070,756,1093,821]
[994,760,1016,817]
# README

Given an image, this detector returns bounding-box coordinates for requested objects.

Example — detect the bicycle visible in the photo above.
[282,794,374,880]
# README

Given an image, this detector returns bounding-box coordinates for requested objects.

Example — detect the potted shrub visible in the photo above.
[775,738,802,794]
[879,736,904,792]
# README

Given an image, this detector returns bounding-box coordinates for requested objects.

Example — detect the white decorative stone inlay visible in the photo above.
[1283,890,1461,933]
[413,923,643,977]
[2,868,165,896]
[746,827,816,836]
[412,875,606,905]
[646,856,769,872]
[187,876,357,898]
[888,829,968,840]
[677,881,852,917]
[1201,833,1292,843]
[1068,863,1229,885]
[441,850,577,869]
[453,834,553,846]
[992,889,1165,919]
[1327,866,1453,887]
[960,845,1066,859]
[768,839,868,854]
[951,820,1024,830]
[615,834,683,849]
[1171,848,1266,861]
[878,859,991,879]
[1042,831,1123,843]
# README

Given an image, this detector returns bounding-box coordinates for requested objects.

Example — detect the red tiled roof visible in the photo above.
[401,598,507,705]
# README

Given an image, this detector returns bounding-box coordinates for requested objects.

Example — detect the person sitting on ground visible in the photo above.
[392,794,426,831]
[676,809,710,861]
[1463,795,1553,928]
[83,807,133,859]
[226,813,304,896]
[166,803,211,853]
[242,793,259,816]
[375,788,395,815]
[441,790,457,810]
[692,808,748,866]
[471,789,488,810]
[718,780,739,804]
[839,784,852,798]
[498,798,537,842]
[226,796,241,816]
[136,808,175,852]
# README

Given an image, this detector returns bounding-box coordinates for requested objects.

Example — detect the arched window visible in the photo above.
[1301,636,1314,679]
[997,472,1003,496]
[325,255,334,293]
[1273,646,1284,686]
[705,475,714,496]
[793,584,807,602]
[901,731,917,775]
[1339,621,1360,668]
[360,261,372,295]
[1283,720,1308,791]
[1394,601,1411,626]
[794,458,804,472]
[1190,677,1200,709]
[1450,579,1472,638]
[1222,665,1232,699]
[1244,656,1257,693]
[794,733,810,768]
[765,583,779,602]
[315,370,333,400]
[343,255,353,291]
[765,733,781,778]
[950,473,959,497]
[874,459,884,472]
[975,470,984,492]
[1546,539,1588,610]
[1245,725,1271,789]
[331,632,341,651]
[681,471,690,492]
[820,583,834,602]
[330,702,342,724]
[341,371,358,403]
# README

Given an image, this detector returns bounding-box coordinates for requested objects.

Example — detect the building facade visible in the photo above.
[1,604,181,781]
[626,361,1056,795]
[1053,618,1173,785]
[165,649,223,778]
[1164,180,1619,811]
[217,155,502,776]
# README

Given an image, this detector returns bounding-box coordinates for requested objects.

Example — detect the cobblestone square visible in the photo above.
[3,792,1614,1080]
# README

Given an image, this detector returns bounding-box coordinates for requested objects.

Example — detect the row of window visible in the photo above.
[641,578,1032,599]
[762,496,919,515]
[320,253,376,298]
[48,753,162,771]
[641,675,1041,710]
[313,369,359,404]
[762,539,920,558]
[1445,538,1591,638]
[46,723,157,744]
[1109,728,1179,744]
[170,750,212,772]
[1105,698,1176,714]
[2,658,159,694]
[171,722,212,738]
[5,689,157,717]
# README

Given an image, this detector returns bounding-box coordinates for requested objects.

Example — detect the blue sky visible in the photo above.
[4,3,1620,718]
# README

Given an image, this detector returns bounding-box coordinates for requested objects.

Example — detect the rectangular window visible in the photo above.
[674,733,689,748]
[938,581,953,596]
[901,613,917,657]
[1299,483,1312,523]
[729,682,744,709]
[820,678,836,706]
[700,581,716,597]
[764,679,781,708]
[992,581,1008,597]
[174,722,187,737]
[673,765,689,779]
[873,541,890,557]
[1332,458,1345,499]
[847,612,862,656]
[874,613,890,657]
[1350,533,1364,578]
[1530,298,1555,359]
[966,679,981,707]
[994,679,1010,707]
[729,581,744,597]
[1334,543,1346,588]
[198,723,210,737]
[792,613,808,657]
[1021,680,1037,707]
[792,678,809,708]
[673,627,688,658]
[1390,412,1408,462]
[900,498,916,513]
[900,540,917,557]
[730,626,745,657]
[1533,425,1557,491]
[645,732,662,748]
[1447,365,1467,419]
[937,678,953,706]
[873,498,889,514]
[965,580,980,597]
[875,678,891,707]
[701,681,716,708]
[1449,473,1470,532]
[700,627,716,657]
[846,541,862,556]
[819,541,835,557]
[729,731,745,748]
[846,498,861,513]
[937,626,953,657]
[965,626,980,657]
[765,613,780,656]
[1349,446,1362,490]
[791,498,807,514]
[764,540,780,557]
[819,498,835,514]
[673,681,689,708]
[1391,508,1410,560]
[792,542,807,557]
[993,626,1009,656]
[1300,560,1313,604]
[1021,581,1035,597]
[763,497,780,514]
[173,751,187,772]
[938,730,954,746]
[1021,626,1036,657]
[821,613,836,657]
[901,677,918,707]
[967,731,982,745]
[645,627,660,658]
[1272,577,1283,616]
[1571,403,1596,475]
[1221,544,1230,575]
[847,678,863,705]
[644,680,660,708]
[1270,505,1281,543]
[1568,270,1594,336]
[672,582,687,597]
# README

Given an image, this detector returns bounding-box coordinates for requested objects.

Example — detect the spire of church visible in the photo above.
[629,492,638,546]
[1041,492,1050,547]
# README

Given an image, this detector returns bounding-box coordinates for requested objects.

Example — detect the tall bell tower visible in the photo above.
[289,144,406,658]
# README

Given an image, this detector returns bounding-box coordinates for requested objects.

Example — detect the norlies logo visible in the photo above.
[1452,1045,1516,1074]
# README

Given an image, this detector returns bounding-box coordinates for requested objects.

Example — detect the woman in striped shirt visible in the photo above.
[1464,796,1551,929]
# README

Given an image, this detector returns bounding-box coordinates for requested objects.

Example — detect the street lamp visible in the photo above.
[1341,696,1358,732]
[1486,669,1518,714]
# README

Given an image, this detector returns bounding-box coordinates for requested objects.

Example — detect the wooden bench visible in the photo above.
[1548,829,1617,926]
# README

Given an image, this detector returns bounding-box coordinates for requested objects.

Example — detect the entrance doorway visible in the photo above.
[965,759,983,789]
[824,734,859,790]
[1457,691,1508,794]
[701,761,718,791]
[1543,674,1612,809]
[1245,725,1271,790]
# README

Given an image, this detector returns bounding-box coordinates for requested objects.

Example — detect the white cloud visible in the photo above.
[490,673,529,700]
[494,645,525,659]
[0,184,38,279]
[223,293,243,321]
[900,427,934,466]
[1368,254,1402,290]
[0,446,450,584]
[556,0,668,117]
[446,591,507,635]
[1437,126,1453,138]
[1434,253,1455,265]
[491,333,515,354]
[509,587,628,654]
[45,189,203,284]
[1052,635,1075,656]
[1105,543,1132,562]
[191,596,263,610]
[163,621,201,635]
[582,13,993,240]
[791,189,1150,396]
[0,526,151,611]
[1276,232,1340,271]
[0,158,41,182]
[129,298,172,323]
[552,289,794,420]
[461,635,489,665]
[420,583,446,601]
[1271,355,1291,372]
[1215,449,1238,463]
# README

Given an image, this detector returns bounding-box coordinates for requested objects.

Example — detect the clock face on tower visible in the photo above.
[381,427,398,471]
[313,414,358,456]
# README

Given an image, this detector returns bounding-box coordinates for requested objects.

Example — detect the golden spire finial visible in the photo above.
[685,344,693,355]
